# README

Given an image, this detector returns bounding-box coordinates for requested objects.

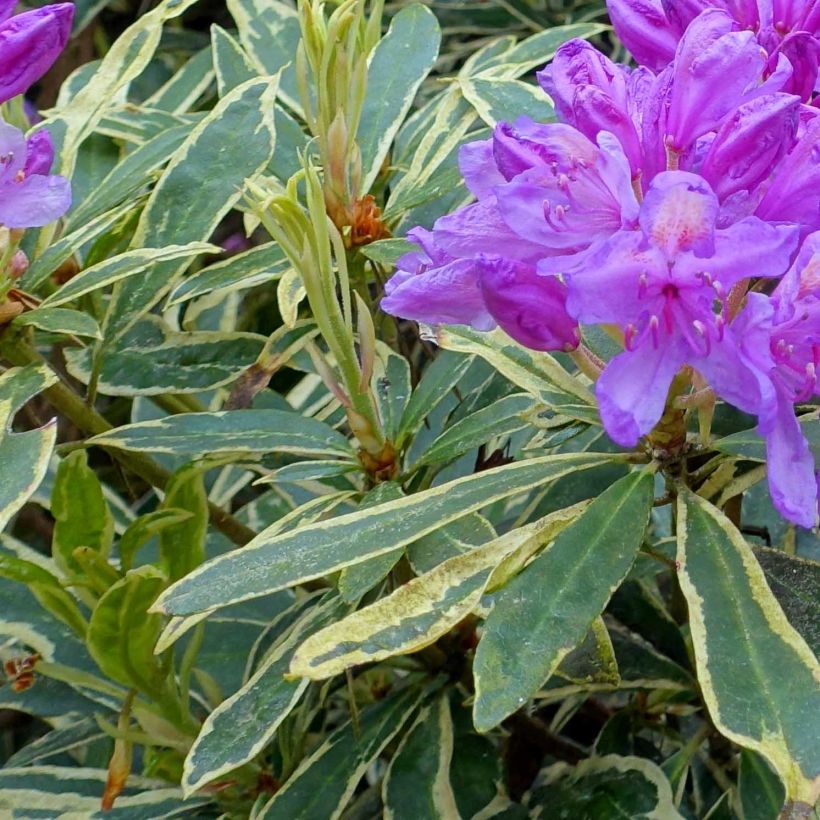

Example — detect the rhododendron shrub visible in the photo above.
[0,0,817,818]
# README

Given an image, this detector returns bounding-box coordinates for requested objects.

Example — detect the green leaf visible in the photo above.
[0,555,87,637]
[753,548,820,656]
[473,469,654,731]
[257,687,424,819]
[103,76,279,342]
[337,482,406,604]
[461,77,554,127]
[227,0,301,110]
[87,409,354,459]
[211,23,256,96]
[119,509,193,574]
[290,506,582,679]
[64,318,267,396]
[155,452,619,617]
[21,199,141,291]
[3,719,105,767]
[359,5,441,193]
[0,766,206,815]
[434,326,597,422]
[739,750,786,820]
[182,595,345,795]
[408,513,496,574]
[415,393,534,467]
[526,755,683,819]
[676,490,820,804]
[158,464,208,582]
[65,124,191,230]
[358,238,414,266]
[41,243,220,309]
[51,451,114,577]
[0,365,57,533]
[12,308,102,340]
[86,566,168,695]
[556,617,620,686]
[372,342,412,442]
[382,695,460,820]
[714,415,819,463]
[167,241,287,306]
[145,47,214,113]
[482,23,609,78]
[397,351,473,447]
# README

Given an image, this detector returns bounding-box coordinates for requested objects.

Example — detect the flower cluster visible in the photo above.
[382,2,820,527]
[0,1,73,230]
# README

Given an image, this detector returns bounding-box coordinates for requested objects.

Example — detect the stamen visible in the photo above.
[693,320,711,355]
[624,323,638,351]
[649,315,660,348]
[638,272,648,298]
[714,313,725,342]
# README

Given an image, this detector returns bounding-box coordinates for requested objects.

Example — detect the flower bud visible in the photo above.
[0,4,74,103]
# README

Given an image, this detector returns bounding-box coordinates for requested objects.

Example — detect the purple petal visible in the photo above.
[477,255,580,351]
[0,174,71,227]
[562,230,667,325]
[24,129,55,176]
[776,32,820,102]
[492,119,597,181]
[606,0,678,71]
[756,117,820,236]
[639,171,719,258]
[700,93,800,200]
[458,138,504,200]
[0,0,16,23]
[0,4,75,103]
[596,335,689,446]
[434,198,546,263]
[762,388,818,528]
[666,9,768,152]
[0,119,27,180]
[677,218,799,289]
[381,257,495,331]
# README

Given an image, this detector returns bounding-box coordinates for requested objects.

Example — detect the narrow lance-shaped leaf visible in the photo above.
[87,409,354,458]
[86,567,169,697]
[383,695,460,820]
[258,687,425,820]
[434,326,597,420]
[676,490,820,806]
[290,505,583,679]
[51,451,114,577]
[41,243,220,309]
[473,468,655,731]
[182,595,347,795]
[0,365,57,534]
[158,464,208,582]
[154,452,621,617]
[102,76,279,343]
[526,755,683,819]
[358,4,441,193]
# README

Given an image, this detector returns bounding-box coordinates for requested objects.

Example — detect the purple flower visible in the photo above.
[664,10,770,154]
[537,40,647,176]
[607,0,820,104]
[699,92,800,200]
[755,116,820,237]
[381,228,580,352]
[554,171,798,445]
[0,3,74,103]
[730,235,820,526]
[0,121,71,228]
[490,125,639,255]
[381,227,495,331]
[606,0,678,71]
